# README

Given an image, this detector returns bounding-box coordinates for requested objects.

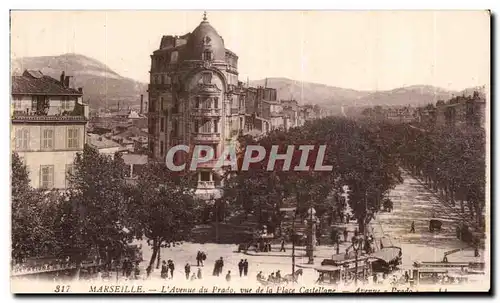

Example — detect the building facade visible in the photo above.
[148,14,246,198]
[11,70,89,189]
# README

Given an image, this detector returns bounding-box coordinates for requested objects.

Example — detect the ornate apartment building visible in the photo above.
[148,13,246,199]
[11,70,89,189]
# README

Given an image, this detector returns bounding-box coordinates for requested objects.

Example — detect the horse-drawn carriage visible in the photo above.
[456,223,475,243]
[429,219,443,232]
[382,199,394,212]
[257,269,303,286]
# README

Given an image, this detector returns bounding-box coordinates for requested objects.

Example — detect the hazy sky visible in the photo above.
[11,10,490,91]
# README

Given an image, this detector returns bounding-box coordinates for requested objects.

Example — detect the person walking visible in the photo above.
[243,259,248,276]
[238,259,244,277]
[280,238,286,252]
[161,261,168,279]
[410,221,415,233]
[343,229,348,242]
[196,251,202,267]
[168,260,175,278]
[225,270,231,282]
[217,257,224,276]
[212,260,218,276]
[184,263,191,280]
[197,267,202,279]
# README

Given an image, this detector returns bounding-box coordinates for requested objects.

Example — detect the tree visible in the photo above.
[11,153,54,263]
[56,145,131,277]
[128,164,197,271]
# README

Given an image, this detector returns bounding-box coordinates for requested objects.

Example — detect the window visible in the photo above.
[13,96,22,110]
[61,96,72,111]
[65,164,75,188]
[213,97,219,109]
[195,97,201,108]
[67,128,80,149]
[40,165,54,189]
[200,171,211,182]
[160,140,164,156]
[202,72,212,84]
[160,118,165,132]
[201,120,212,133]
[15,128,29,150]
[41,128,54,150]
[160,97,164,111]
[203,50,212,61]
[161,74,164,85]
[213,119,218,133]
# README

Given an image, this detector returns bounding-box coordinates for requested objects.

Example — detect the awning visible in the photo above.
[371,247,401,263]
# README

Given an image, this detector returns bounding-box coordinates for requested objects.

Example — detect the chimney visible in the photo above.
[140,95,144,114]
[64,76,70,88]
[60,71,65,86]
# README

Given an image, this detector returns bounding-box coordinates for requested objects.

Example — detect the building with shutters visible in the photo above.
[11,70,89,189]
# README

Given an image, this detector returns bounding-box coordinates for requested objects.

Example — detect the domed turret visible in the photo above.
[184,12,225,61]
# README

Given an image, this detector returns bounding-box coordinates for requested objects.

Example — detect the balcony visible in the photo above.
[192,132,221,143]
[148,84,172,91]
[12,104,87,123]
[198,181,215,189]
[192,108,222,117]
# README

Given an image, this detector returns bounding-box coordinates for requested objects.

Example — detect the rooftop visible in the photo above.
[87,133,123,150]
[12,70,82,95]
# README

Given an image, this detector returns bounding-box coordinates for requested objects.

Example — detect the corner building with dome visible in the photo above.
[148,14,251,199]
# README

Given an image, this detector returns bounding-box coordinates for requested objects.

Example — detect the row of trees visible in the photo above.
[11,146,198,274]
[223,117,403,234]
[374,123,486,230]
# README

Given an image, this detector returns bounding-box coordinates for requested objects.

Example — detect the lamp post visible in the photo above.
[352,237,362,286]
[306,207,317,264]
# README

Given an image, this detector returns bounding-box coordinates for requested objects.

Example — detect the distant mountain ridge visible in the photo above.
[11,53,147,112]
[11,54,484,114]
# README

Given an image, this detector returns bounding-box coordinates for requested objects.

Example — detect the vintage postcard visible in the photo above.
[10,10,490,294]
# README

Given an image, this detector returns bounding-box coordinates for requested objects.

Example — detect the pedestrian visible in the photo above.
[212,260,218,276]
[268,273,275,282]
[343,229,348,242]
[257,271,264,281]
[380,239,384,249]
[190,273,197,281]
[280,238,286,252]
[197,267,202,279]
[268,241,272,252]
[276,270,282,281]
[134,262,140,280]
[243,259,248,276]
[161,261,168,279]
[168,260,175,278]
[474,247,480,257]
[238,259,244,277]
[410,221,415,233]
[226,270,231,282]
[146,265,152,278]
[218,257,224,276]
[404,271,410,283]
[201,251,206,266]
[185,263,191,280]
[196,251,202,267]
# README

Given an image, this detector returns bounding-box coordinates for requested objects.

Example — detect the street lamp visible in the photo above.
[351,237,362,286]
[305,207,317,265]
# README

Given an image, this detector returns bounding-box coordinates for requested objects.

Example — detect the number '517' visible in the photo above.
[54,285,70,293]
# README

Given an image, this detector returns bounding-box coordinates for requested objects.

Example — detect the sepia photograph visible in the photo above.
[9,10,490,294]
